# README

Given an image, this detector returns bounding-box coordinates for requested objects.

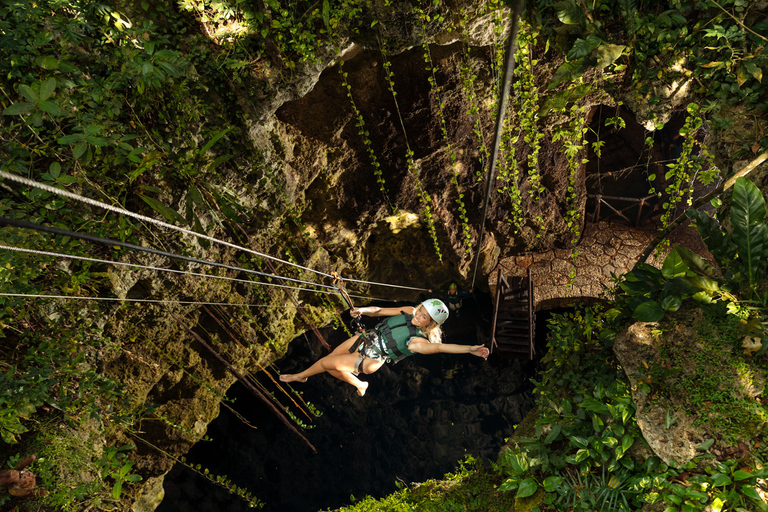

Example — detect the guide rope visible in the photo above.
[0,170,333,279]
[1,171,431,295]
[0,292,280,308]
[0,244,376,300]
[0,216,338,292]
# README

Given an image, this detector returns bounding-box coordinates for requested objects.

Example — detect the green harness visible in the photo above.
[348,312,425,373]
[374,313,423,363]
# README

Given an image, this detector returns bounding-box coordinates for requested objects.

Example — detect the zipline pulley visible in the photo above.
[331,271,365,334]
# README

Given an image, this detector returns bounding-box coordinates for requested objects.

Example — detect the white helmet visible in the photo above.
[420,299,449,325]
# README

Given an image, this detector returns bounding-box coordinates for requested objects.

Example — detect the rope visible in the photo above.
[471,0,524,289]
[0,244,376,300]
[1,172,429,296]
[0,292,280,307]
[0,170,334,280]
[340,276,430,292]
[0,216,338,292]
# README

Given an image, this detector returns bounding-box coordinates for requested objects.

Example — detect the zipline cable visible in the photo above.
[0,293,282,307]
[0,244,378,300]
[0,170,334,280]
[470,0,524,290]
[1,171,430,296]
[341,276,429,292]
[0,216,339,292]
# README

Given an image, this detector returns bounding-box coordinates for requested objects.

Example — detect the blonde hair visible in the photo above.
[423,322,443,344]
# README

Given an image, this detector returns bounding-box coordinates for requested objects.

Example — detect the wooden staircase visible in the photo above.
[490,268,535,359]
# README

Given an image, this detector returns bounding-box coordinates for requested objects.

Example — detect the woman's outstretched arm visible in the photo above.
[352,305,415,318]
[409,340,489,360]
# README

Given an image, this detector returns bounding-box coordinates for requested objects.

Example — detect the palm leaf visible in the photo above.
[731,177,768,294]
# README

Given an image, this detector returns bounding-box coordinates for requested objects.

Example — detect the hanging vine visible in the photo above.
[552,86,590,282]
[495,116,526,234]
[380,45,442,261]
[515,21,545,206]
[657,103,720,246]
[338,59,394,212]
[459,6,490,184]
[415,5,472,255]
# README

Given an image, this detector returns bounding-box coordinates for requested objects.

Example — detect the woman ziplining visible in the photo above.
[279,299,489,397]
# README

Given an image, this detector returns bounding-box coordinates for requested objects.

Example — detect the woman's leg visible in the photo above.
[328,370,369,396]
[279,334,362,383]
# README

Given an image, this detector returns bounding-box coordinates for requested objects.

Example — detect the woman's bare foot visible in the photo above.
[280,374,308,383]
[356,381,369,397]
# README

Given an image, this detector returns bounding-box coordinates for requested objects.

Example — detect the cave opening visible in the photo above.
[584,105,688,227]
[158,292,578,512]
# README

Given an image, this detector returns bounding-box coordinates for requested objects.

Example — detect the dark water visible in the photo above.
[159,295,543,512]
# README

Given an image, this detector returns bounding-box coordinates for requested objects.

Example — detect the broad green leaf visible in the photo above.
[516,477,538,498]
[56,175,77,185]
[49,162,61,178]
[660,295,682,312]
[498,475,521,492]
[633,301,664,322]
[662,249,688,279]
[554,0,585,24]
[112,480,122,500]
[58,134,84,144]
[39,78,56,101]
[549,59,589,89]
[695,438,714,450]
[677,275,720,294]
[565,448,589,464]
[3,102,35,115]
[568,436,589,449]
[39,55,60,70]
[543,475,563,492]
[73,141,87,159]
[567,35,603,60]
[733,470,753,481]
[138,194,186,225]
[740,484,763,502]
[509,453,529,474]
[544,424,561,444]
[595,43,626,69]
[621,434,635,454]
[18,84,37,102]
[37,100,62,116]
[127,147,146,163]
[538,84,593,115]
[744,60,762,82]
[674,242,718,278]
[156,61,180,78]
[710,473,732,486]
[731,177,768,290]
[85,135,110,146]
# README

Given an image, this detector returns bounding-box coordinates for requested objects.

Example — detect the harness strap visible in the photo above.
[377,312,419,361]
[354,352,366,374]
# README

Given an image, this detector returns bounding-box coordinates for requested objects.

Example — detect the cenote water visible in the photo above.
[159,295,559,512]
